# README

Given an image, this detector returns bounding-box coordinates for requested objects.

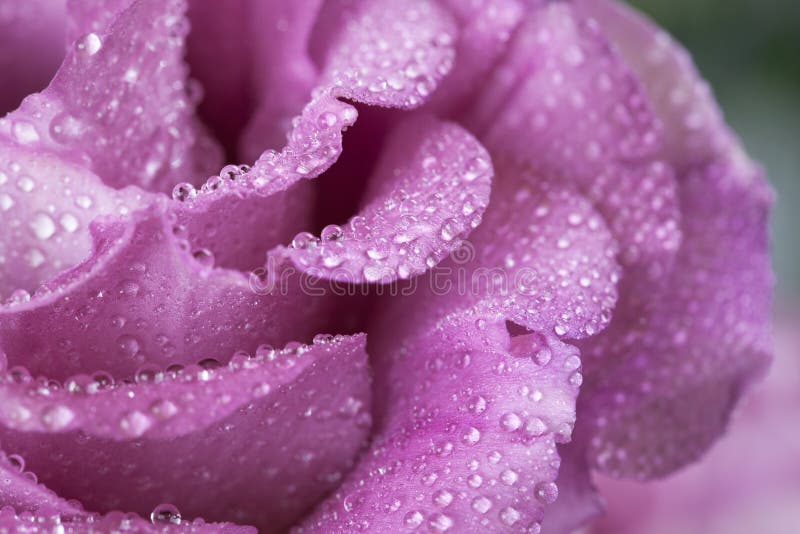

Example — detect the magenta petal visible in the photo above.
[0,508,253,533]
[281,116,492,283]
[0,143,139,298]
[297,314,581,533]
[0,200,331,381]
[577,157,772,479]
[428,0,524,115]
[0,334,370,531]
[574,0,743,172]
[472,3,681,286]
[466,168,620,339]
[1,0,222,194]
[317,0,456,109]
[0,448,83,516]
[0,0,66,116]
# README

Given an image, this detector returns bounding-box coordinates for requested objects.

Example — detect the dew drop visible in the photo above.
[76,33,102,56]
[150,504,181,525]
[172,182,196,202]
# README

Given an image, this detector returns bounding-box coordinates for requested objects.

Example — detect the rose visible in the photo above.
[0,0,772,533]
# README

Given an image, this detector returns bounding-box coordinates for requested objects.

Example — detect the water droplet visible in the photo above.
[525,417,548,437]
[321,224,344,241]
[120,410,151,438]
[150,504,181,525]
[500,507,520,526]
[433,489,453,508]
[533,347,552,366]
[428,513,453,532]
[30,212,56,240]
[12,121,39,144]
[76,33,102,56]
[462,426,481,446]
[500,412,522,432]
[291,231,318,250]
[404,510,423,528]
[471,496,492,514]
[41,405,75,430]
[116,335,140,357]
[467,395,487,414]
[501,469,518,486]
[535,481,559,504]
[172,183,196,202]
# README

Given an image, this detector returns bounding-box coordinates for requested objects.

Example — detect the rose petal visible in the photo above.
[0,200,329,381]
[280,116,492,283]
[567,0,774,480]
[297,312,581,533]
[0,142,140,298]
[175,0,458,272]
[428,0,524,116]
[538,439,602,534]
[0,0,222,194]
[315,0,455,109]
[0,507,253,533]
[470,2,681,289]
[577,157,772,479]
[0,0,66,116]
[0,334,371,531]
[574,0,744,172]
[466,166,620,339]
[0,448,83,515]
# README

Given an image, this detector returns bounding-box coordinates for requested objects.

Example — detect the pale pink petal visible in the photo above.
[577,157,772,479]
[0,335,370,532]
[281,116,492,283]
[0,201,330,381]
[297,313,581,533]
[0,0,222,194]
[471,3,681,289]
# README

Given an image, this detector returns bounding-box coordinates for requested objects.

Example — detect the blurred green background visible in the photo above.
[628,0,800,305]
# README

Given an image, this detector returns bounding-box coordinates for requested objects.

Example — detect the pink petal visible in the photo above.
[0,507,253,533]
[567,0,773,480]
[315,0,455,109]
[0,0,66,116]
[576,156,772,479]
[0,334,371,532]
[0,201,329,381]
[175,0,459,273]
[589,311,800,534]
[0,142,139,298]
[470,3,681,288]
[0,448,83,515]
[465,167,620,339]
[574,0,745,173]
[297,313,581,533]
[428,0,524,116]
[0,0,222,194]
[281,116,492,283]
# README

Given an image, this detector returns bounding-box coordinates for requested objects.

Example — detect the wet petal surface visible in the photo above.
[0,334,371,532]
[298,313,581,533]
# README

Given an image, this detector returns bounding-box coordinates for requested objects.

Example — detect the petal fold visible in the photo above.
[281,116,493,283]
[297,313,580,533]
[0,334,371,532]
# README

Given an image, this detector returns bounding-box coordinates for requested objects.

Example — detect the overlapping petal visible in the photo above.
[298,312,581,533]
[470,2,681,293]
[0,334,371,531]
[570,0,773,480]
[0,0,222,194]
[281,116,492,283]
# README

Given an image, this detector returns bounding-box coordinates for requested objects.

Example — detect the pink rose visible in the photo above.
[0,0,772,532]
